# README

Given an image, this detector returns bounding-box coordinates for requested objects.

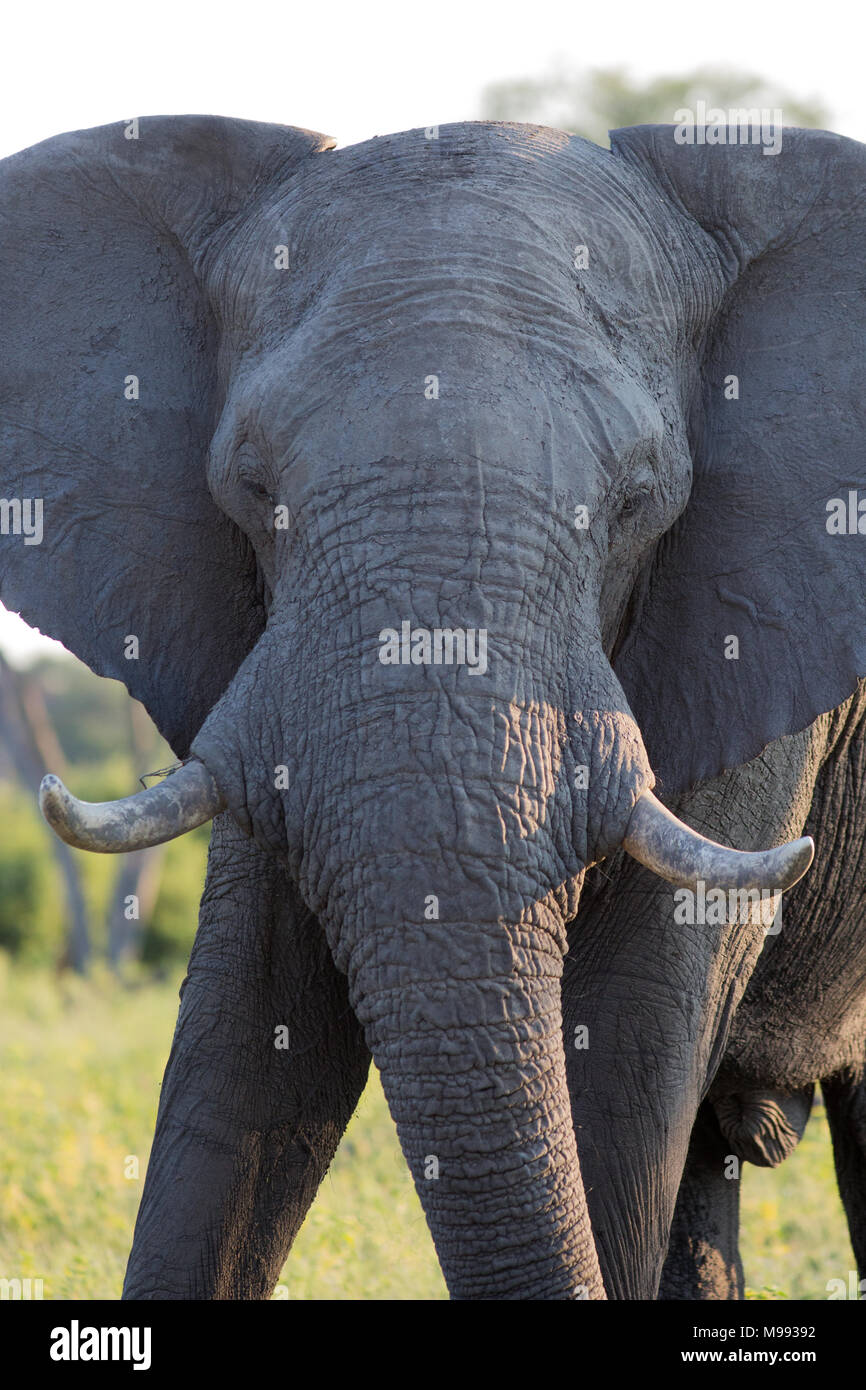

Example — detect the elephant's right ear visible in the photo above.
[609,125,866,796]
[0,116,334,755]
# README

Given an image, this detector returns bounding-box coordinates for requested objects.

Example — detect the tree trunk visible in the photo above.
[0,651,90,972]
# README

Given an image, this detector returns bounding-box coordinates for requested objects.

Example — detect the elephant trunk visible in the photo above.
[344,894,604,1298]
[300,695,611,1295]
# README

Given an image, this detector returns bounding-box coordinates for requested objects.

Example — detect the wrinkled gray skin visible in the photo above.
[2,117,866,1299]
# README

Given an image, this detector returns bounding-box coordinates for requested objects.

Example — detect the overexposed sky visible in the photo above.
[1,0,861,158]
[1,0,859,658]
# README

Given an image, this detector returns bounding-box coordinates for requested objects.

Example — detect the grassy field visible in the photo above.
[741,1101,855,1300]
[0,961,853,1300]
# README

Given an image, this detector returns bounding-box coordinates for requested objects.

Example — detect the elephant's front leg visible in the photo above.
[561,722,824,1298]
[657,1101,744,1299]
[123,814,371,1300]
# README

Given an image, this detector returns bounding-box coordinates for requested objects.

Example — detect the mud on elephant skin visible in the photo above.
[2,114,864,1299]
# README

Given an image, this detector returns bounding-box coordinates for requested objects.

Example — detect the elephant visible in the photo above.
[2,113,865,1301]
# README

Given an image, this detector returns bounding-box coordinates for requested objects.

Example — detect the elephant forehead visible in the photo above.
[217,124,688,346]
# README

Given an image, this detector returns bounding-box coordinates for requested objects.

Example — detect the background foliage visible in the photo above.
[0,653,208,971]
[480,65,830,145]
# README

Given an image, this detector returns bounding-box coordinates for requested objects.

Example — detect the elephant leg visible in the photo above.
[123,814,371,1300]
[822,1066,866,1280]
[661,1083,814,1299]
[658,1101,744,1300]
[562,715,828,1298]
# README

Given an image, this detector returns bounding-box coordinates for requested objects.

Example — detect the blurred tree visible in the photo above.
[0,649,206,973]
[0,651,89,970]
[32,654,134,767]
[480,65,832,146]
[0,784,63,962]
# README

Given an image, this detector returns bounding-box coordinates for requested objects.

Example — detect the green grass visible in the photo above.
[0,960,445,1300]
[741,1097,855,1300]
[275,1079,446,1300]
[0,961,181,1299]
[0,960,853,1300]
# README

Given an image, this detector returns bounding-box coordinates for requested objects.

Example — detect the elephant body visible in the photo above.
[2,115,866,1298]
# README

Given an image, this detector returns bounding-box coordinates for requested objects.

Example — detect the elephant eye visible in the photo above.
[242,476,275,505]
[233,440,276,507]
[615,476,654,523]
[616,491,642,521]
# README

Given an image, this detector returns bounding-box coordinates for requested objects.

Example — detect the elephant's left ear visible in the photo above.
[609,124,866,796]
[0,116,334,756]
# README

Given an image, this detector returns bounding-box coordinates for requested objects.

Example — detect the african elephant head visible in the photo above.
[4,115,860,1299]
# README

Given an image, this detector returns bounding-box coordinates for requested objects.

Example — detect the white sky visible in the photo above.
[1,0,859,660]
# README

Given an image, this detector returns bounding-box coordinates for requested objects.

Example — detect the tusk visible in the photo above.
[623,788,814,893]
[39,759,226,853]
